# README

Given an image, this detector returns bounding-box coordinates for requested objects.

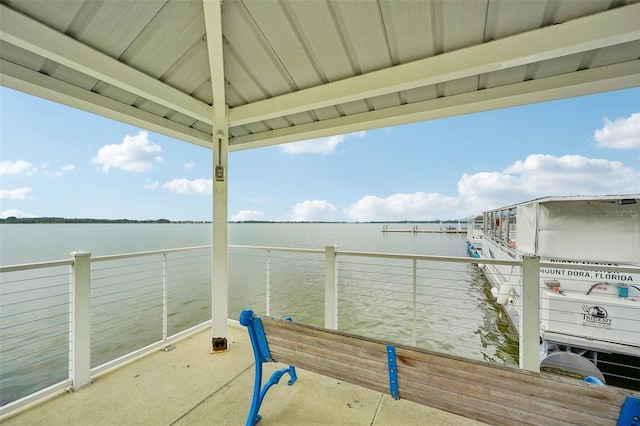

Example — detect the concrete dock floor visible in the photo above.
[1,323,484,425]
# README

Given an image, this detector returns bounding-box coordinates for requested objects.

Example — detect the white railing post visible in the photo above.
[325,245,337,330]
[412,259,417,346]
[265,250,271,316]
[162,252,168,340]
[520,255,540,372]
[70,251,92,391]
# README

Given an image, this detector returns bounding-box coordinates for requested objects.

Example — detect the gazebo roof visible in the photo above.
[1,0,639,150]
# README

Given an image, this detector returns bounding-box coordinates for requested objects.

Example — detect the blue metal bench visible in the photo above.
[239,309,638,426]
[238,309,297,426]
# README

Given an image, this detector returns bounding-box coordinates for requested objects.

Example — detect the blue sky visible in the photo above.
[1,86,639,222]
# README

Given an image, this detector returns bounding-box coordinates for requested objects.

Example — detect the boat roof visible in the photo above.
[2,0,639,151]
[482,194,640,213]
[481,194,640,263]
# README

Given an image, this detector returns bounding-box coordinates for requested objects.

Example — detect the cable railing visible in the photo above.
[228,245,326,325]
[0,261,72,410]
[334,251,521,364]
[1,244,639,415]
[0,247,213,413]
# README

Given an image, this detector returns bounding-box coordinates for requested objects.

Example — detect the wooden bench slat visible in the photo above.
[395,347,628,420]
[262,319,388,352]
[394,345,626,403]
[265,327,388,365]
[262,321,389,362]
[398,368,620,425]
[285,360,389,395]
[399,384,567,426]
[395,351,624,417]
[267,335,388,373]
[270,346,389,394]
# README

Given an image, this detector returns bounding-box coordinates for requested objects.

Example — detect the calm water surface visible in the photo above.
[0,223,518,406]
[1,222,467,264]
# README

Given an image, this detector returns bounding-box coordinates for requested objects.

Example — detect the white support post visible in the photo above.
[204,0,229,353]
[211,120,229,353]
[412,259,417,346]
[162,252,168,340]
[520,255,540,372]
[70,251,92,391]
[266,250,271,316]
[324,245,337,330]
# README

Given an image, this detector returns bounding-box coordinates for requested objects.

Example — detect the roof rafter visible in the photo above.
[229,60,640,151]
[0,59,213,148]
[0,3,213,125]
[203,0,227,122]
[228,3,640,127]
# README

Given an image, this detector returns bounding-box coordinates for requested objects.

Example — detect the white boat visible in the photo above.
[465,214,483,258]
[467,195,640,389]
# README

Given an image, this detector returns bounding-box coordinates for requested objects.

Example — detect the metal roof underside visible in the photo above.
[1,0,639,152]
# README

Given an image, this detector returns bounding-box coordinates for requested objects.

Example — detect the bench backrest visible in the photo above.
[257,314,636,426]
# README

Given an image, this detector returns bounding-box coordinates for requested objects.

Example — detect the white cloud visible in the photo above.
[144,178,159,189]
[0,160,36,176]
[290,200,337,221]
[0,187,32,200]
[231,210,264,221]
[162,178,212,195]
[91,131,162,172]
[344,192,463,222]
[1,209,38,219]
[457,172,523,214]
[343,153,639,221]
[458,154,640,213]
[184,160,195,170]
[281,135,344,155]
[27,161,78,177]
[594,112,640,149]
[53,164,77,177]
[280,131,366,155]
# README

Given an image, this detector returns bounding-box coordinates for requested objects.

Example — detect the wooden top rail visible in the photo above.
[240,310,639,426]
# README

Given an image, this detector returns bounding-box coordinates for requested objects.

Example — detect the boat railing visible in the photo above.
[2,246,639,413]
[483,230,518,257]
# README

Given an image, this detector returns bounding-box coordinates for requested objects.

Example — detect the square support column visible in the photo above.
[211,122,229,353]
[70,250,92,390]
[324,245,337,330]
[520,255,540,372]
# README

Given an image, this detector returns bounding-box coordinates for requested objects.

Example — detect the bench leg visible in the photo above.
[247,363,297,426]
[240,309,298,425]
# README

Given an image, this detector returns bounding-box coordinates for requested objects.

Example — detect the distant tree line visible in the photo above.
[0,217,208,224]
[230,220,465,224]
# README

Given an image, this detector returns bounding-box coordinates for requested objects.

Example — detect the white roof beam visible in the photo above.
[0,59,213,149]
[203,0,227,120]
[229,60,640,151]
[0,3,213,125]
[229,3,640,127]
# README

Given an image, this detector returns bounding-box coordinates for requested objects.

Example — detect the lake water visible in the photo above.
[1,222,468,264]
[0,223,518,406]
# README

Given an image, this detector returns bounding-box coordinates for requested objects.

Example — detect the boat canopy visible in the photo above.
[515,197,639,264]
